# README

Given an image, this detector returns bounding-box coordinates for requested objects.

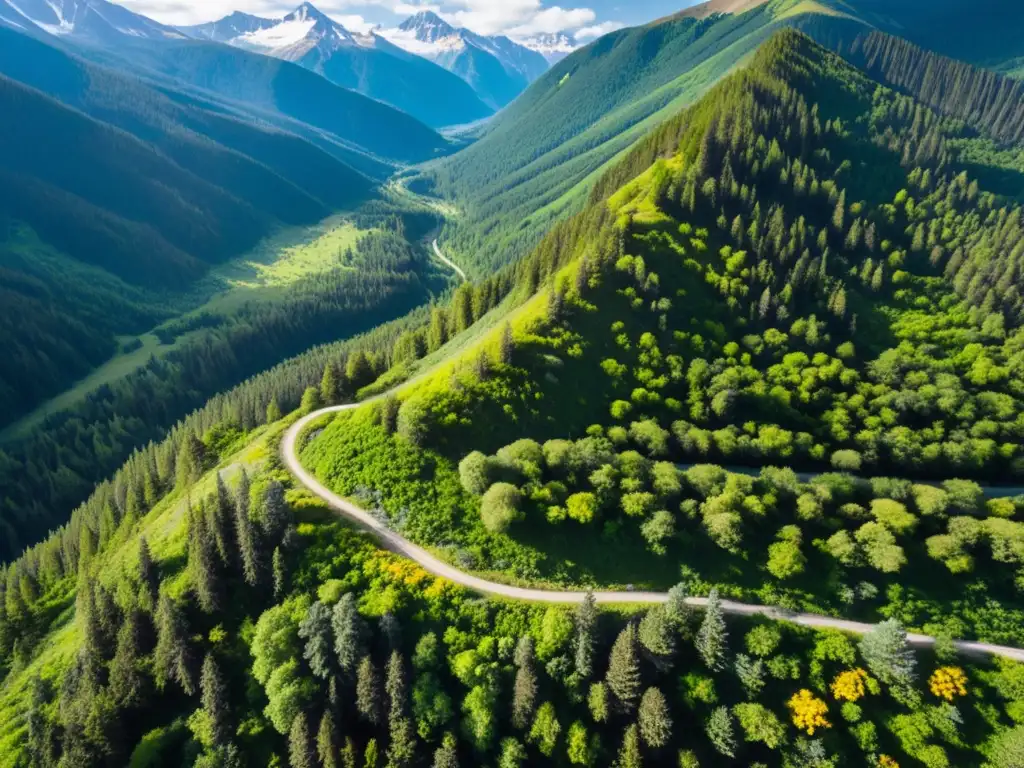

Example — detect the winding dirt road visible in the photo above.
[280,241,1024,662]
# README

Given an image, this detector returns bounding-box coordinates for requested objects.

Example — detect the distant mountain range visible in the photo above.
[514,32,578,64]
[177,3,492,126]
[0,0,185,41]
[381,11,548,109]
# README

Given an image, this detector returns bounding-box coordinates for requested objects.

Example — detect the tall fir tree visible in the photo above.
[289,712,317,768]
[574,591,597,680]
[201,653,231,747]
[357,655,383,727]
[696,589,728,672]
[512,636,538,730]
[318,711,341,768]
[606,624,642,714]
[154,593,195,695]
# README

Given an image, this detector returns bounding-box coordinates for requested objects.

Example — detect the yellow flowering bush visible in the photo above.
[787,689,831,735]
[831,668,870,702]
[878,756,899,768]
[929,666,968,701]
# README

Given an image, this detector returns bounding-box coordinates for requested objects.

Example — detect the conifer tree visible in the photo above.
[266,397,282,424]
[262,480,290,543]
[321,363,340,405]
[696,589,728,671]
[341,737,358,768]
[300,601,334,679]
[638,606,676,669]
[615,724,642,768]
[201,652,231,747]
[512,636,538,730]
[318,711,340,768]
[137,536,158,608]
[638,688,672,748]
[212,474,236,569]
[333,593,369,673]
[574,591,597,681]
[346,351,373,390]
[154,593,195,695]
[300,387,322,415]
[176,431,204,489]
[432,733,458,768]
[189,502,223,613]
[606,624,641,714]
[234,473,263,588]
[289,712,317,768]
[273,547,286,600]
[357,655,382,726]
[498,323,514,365]
[109,609,147,709]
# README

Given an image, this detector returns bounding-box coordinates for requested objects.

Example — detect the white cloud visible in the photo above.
[573,19,622,39]
[116,0,606,37]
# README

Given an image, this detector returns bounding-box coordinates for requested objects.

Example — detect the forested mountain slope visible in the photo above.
[7,30,1024,768]
[425,0,1024,275]
[303,29,1024,632]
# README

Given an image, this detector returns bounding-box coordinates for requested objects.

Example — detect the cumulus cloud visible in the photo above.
[573,20,623,39]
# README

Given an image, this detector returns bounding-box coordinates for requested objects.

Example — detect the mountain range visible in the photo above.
[381,11,548,109]
[177,3,491,126]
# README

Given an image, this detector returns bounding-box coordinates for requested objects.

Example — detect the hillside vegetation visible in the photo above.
[6,11,1024,768]
[300,30,1024,641]
[423,0,1024,276]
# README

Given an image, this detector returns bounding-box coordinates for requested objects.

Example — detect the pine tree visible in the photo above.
[574,591,597,680]
[234,472,263,588]
[137,536,158,608]
[341,737,358,768]
[300,386,322,414]
[696,589,728,671]
[273,547,286,600]
[706,706,737,757]
[212,474,237,569]
[357,655,382,726]
[262,480,290,543]
[154,593,194,695]
[318,711,340,768]
[380,614,402,653]
[831,190,846,232]
[201,653,231,747]
[300,601,334,679]
[189,502,223,613]
[346,351,374,390]
[333,593,369,673]
[860,618,916,688]
[512,636,538,730]
[498,322,514,365]
[266,397,283,423]
[109,609,147,709]
[321,363,340,405]
[432,733,458,768]
[615,724,642,768]
[289,712,317,768]
[176,431,204,489]
[606,624,642,714]
[638,606,676,670]
[638,688,672,748]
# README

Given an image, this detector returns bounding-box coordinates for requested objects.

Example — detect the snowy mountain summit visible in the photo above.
[383,11,548,108]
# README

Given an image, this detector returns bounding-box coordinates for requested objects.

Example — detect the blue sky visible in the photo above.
[117,0,697,38]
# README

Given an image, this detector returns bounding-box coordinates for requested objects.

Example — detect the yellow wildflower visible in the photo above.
[787,689,831,735]
[928,666,968,701]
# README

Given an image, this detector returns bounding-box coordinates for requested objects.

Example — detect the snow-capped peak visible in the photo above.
[513,32,577,63]
[285,2,331,26]
[398,10,456,42]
